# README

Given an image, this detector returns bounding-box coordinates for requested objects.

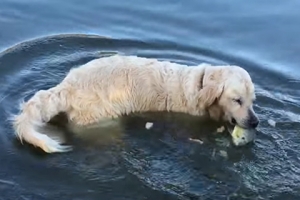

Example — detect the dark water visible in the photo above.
[0,0,300,199]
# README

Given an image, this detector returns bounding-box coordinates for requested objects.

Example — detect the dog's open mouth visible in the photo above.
[231,117,237,125]
[226,119,240,129]
[225,122,235,134]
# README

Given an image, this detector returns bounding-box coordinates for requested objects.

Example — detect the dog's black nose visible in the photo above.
[248,118,259,128]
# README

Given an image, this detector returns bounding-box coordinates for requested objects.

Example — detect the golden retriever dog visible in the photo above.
[12,55,259,153]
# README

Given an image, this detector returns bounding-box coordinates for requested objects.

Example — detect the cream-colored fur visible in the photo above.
[12,54,259,153]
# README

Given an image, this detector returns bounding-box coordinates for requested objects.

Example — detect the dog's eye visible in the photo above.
[233,98,242,105]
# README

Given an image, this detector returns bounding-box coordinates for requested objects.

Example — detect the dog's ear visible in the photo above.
[198,84,224,107]
[196,66,225,107]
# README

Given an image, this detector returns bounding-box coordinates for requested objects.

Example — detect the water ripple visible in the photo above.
[0,34,299,199]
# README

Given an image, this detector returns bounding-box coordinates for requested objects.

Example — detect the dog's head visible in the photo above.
[198,65,259,129]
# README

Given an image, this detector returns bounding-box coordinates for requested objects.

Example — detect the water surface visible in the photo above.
[0,0,300,199]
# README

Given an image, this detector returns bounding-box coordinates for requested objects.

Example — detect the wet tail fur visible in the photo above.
[12,85,72,153]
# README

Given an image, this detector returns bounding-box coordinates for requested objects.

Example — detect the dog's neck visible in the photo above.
[161,64,208,116]
[206,103,223,121]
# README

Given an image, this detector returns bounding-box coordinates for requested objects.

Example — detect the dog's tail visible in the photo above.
[12,85,72,153]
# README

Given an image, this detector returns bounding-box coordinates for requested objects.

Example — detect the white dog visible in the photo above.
[12,55,259,153]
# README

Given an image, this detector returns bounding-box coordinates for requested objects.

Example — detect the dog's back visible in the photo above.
[13,55,196,153]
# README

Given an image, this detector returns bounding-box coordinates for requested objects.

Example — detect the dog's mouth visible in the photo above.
[229,117,256,129]
[229,117,247,129]
[224,118,236,134]
[231,117,237,125]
